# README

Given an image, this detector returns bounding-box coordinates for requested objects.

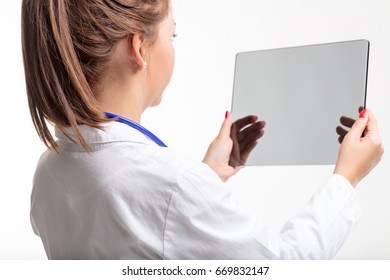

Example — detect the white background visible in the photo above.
[0,0,388,259]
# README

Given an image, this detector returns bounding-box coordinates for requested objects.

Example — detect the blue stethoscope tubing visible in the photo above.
[104,112,167,148]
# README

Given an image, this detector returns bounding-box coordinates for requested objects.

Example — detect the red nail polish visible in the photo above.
[359,110,367,118]
[225,111,229,119]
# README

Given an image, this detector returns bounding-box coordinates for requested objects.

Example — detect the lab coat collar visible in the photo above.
[55,121,155,149]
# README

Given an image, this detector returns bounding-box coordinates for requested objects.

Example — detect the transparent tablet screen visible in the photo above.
[232,40,369,165]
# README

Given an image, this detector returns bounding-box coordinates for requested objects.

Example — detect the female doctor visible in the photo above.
[22,0,383,259]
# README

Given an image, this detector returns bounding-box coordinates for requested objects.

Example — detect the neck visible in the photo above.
[96,75,147,124]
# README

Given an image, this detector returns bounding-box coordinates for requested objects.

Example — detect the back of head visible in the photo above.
[21,0,170,151]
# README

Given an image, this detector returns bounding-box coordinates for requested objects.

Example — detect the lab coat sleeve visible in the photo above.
[162,163,361,260]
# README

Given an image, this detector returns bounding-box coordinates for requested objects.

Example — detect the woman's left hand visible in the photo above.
[203,112,265,182]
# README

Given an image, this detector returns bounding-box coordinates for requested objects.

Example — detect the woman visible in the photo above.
[22,0,383,259]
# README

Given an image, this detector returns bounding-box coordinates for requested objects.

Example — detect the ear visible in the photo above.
[127,34,147,71]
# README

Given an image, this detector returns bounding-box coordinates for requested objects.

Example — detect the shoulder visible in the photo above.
[36,121,225,198]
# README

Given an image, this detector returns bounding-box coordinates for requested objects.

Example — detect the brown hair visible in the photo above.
[21,0,170,151]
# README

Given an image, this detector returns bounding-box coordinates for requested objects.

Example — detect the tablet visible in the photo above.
[231,39,369,166]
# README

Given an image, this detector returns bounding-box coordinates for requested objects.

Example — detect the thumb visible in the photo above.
[218,111,233,139]
[348,110,369,139]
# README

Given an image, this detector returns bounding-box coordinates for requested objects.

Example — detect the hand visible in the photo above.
[203,112,265,182]
[334,108,384,187]
[229,115,266,167]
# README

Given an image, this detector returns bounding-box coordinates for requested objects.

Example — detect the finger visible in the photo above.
[233,115,258,132]
[240,140,258,163]
[336,126,348,137]
[229,121,242,162]
[218,111,233,139]
[237,121,266,142]
[340,116,355,128]
[229,157,243,167]
[338,136,344,144]
[348,110,369,139]
[240,129,264,153]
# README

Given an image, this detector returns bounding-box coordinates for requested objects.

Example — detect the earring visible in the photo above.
[143,61,148,69]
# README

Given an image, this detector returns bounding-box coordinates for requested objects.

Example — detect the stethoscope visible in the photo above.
[104,112,167,148]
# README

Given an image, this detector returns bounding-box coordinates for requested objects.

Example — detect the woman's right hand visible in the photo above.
[334,108,384,187]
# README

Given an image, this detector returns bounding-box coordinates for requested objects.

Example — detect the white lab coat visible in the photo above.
[30,121,361,259]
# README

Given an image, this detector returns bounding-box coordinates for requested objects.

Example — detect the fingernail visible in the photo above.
[359,110,367,118]
[225,111,229,119]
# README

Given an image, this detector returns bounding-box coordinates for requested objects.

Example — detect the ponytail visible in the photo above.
[21,0,170,151]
